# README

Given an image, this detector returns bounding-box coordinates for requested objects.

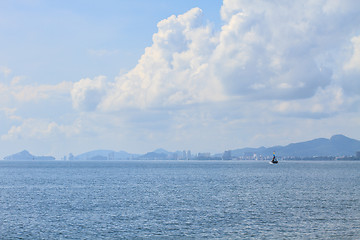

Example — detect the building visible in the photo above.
[108,152,115,160]
[222,150,232,160]
[244,152,255,160]
[197,152,211,159]
[187,150,191,160]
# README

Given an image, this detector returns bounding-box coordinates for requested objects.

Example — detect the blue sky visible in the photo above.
[0,0,222,84]
[1,0,360,158]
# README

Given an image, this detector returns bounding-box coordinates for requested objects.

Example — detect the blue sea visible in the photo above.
[0,160,359,239]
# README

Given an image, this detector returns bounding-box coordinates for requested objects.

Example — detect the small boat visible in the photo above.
[270,152,278,164]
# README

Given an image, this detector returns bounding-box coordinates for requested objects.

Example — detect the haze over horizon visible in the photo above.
[1,0,360,159]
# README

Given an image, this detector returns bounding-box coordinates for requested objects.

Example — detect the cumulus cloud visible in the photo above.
[213,0,357,100]
[71,76,109,111]
[99,7,224,111]
[344,36,360,72]
[341,35,360,95]
[71,0,360,119]
[3,0,360,156]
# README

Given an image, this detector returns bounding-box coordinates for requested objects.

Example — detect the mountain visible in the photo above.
[231,135,360,158]
[75,150,113,160]
[74,150,139,160]
[138,151,168,160]
[5,135,357,161]
[4,150,55,161]
[71,135,360,160]
[153,148,171,154]
[136,148,175,160]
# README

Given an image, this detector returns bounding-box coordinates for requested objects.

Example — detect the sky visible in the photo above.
[1,0,360,159]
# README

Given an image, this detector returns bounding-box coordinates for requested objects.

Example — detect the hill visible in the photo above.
[4,150,55,161]
[231,134,360,158]
[4,135,358,161]
[74,150,139,160]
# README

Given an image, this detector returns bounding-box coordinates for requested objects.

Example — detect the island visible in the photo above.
[3,150,55,161]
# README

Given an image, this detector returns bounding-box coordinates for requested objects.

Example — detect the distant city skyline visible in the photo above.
[1,0,360,159]
[3,134,360,161]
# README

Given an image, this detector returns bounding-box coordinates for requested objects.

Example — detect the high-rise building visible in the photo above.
[197,152,211,159]
[222,150,232,160]
[187,150,191,160]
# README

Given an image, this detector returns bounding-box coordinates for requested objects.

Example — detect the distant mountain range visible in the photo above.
[230,134,360,158]
[73,149,139,160]
[72,148,179,161]
[3,135,360,160]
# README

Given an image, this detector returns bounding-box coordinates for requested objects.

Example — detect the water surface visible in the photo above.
[0,160,359,239]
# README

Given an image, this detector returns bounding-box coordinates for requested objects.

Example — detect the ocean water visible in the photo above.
[0,160,359,239]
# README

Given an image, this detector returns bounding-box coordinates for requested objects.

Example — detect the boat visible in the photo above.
[270,152,278,164]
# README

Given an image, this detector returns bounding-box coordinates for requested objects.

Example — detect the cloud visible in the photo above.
[70,8,224,111]
[98,7,224,111]
[0,78,72,106]
[344,36,360,72]
[71,76,109,111]
[1,119,55,140]
[1,118,82,141]
[10,76,25,85]
[2,0,360,157]
[0,108,22,121]
[11,81,72,102]
[341,35,360,95]
[70,0,360,121]
[273,85,356,118]
[0,66,11,77]
[213,0,353,100]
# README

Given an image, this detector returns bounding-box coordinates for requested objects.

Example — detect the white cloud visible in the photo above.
[71,76,109,111]
[0,66,11,77]
[10,0,354,154]
[1,118,82,141]
[341,35,360,95]
[344,36,360,72]
[11,81,72,102]
[69,8,225,112]
[322,0,356,14]
[0,78,72,105]
[98,7,224,111]
[273,85,356,118]
[0,108,22,121]
[2,0,360,157]
[71,1,360,117]
[1,119,56,140]
[10,76,24,85]
[212,0,343,100]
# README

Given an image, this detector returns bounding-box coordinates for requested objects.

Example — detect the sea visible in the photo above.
[0,160,359,239]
